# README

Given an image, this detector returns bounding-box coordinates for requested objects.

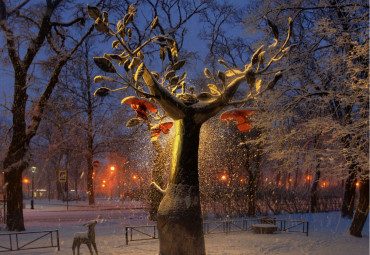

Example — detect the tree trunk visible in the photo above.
[310,170,321,213]
[341,168,357,218]
[157,118,205,255]
[149,140,164,221]
[87,153,94,205]
[349,177,369,237]
[86,55,95,205]
[4,169,25,231]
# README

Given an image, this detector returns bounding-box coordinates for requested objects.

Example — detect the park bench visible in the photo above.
[251,223,279,234]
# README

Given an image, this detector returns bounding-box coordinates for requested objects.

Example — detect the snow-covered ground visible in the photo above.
[0,198,368,255]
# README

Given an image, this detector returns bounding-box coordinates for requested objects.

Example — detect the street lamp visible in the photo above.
[23,178,30,199]
[31,166,37,209]
[109,166,115,199]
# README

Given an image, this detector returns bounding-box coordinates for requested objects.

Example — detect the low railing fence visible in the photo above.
[0,230,60,252]
[125,225,157,245]
[125,218,308,245]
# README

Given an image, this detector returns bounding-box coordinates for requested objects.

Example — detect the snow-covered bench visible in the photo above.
[251,223,278,234]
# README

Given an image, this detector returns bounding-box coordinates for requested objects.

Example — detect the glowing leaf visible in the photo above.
[151,122,173,137]
[121,96,157,120]
[220,109,257,132]
[135,63,145,83]
[225,69,243,77]
[208,84,221,95]
[94,76,115,83]
[255,79,262,94]
[204,68,213,80]
[218,59,230,69]
[171,41,178,59]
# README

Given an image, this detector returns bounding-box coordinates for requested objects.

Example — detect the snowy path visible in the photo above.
[0,199,368,255]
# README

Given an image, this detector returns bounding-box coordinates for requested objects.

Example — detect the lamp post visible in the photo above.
[110,166,115,199]
[31,166,36,209]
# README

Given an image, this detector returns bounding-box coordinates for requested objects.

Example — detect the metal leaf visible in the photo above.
[103,11,109,23]
[128,57,140,70]
[173,60,186,70]
[94,18,109,33]
[116,20,123,31]
[126,118,142,128]
[94,76,115,83]
[123,13,134,25]
[218,59,230,69]
[170,75,179,85]
[266,17,279,40]
[93,57,117,73]
[87,5,101,20]
[170,41,178,60]
[93,87,111,97]
[137,51,145,60]
[180,72,187,81]
[160,47,166,61]
[217,71,226,84]
[135,63,145,83]
[112,40,120,48]
[208,84,221,95]
[164,70,175,81]
[204,68,213,80]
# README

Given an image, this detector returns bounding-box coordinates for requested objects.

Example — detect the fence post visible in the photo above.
[16,233,19,250]
[125,227,129,245]
[9,233,13,251]
[306,222,309,236]
[56,230,60,251]
[50,231,53,247]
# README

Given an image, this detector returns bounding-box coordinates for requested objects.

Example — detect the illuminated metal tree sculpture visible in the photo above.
[88,4,292,254]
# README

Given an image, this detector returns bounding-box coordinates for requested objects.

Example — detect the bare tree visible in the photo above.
[243,0,368,236]
[0,0,94,231]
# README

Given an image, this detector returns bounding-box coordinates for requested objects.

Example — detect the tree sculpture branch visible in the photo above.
[89,4,292,125]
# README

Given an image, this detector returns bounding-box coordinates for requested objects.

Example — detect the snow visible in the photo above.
[0,198,368,255]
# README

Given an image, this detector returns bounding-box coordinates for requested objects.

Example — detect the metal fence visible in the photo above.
[124,218,309,245]
[0,230,60,252]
